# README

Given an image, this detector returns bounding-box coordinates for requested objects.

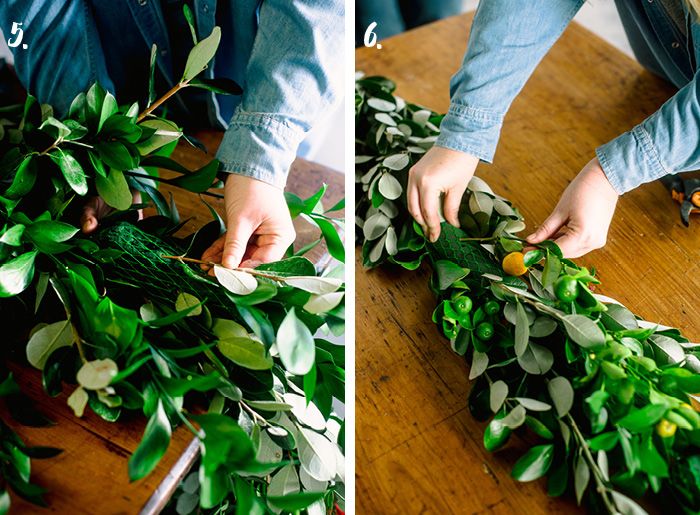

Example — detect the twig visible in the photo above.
[239,400,268,426]
[137,82,185,122]
[567,414,619,514]
[159,255,286,281]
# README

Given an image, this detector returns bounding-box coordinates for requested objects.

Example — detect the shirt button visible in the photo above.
[160,49,168,56]
[138,0,147,5]
[203,4,209,12]
[672,41,680,48]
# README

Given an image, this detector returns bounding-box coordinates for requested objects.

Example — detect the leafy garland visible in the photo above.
[355,74,700,514]
[0,14,345,515]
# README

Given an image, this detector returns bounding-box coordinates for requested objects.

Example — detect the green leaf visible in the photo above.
[617,404,667,432]
[189,77,243,95]
[276,307,315,375]
[182,4,198,44]
[514,302,530,357]
[5,155,37,199]
[588,432,619,452]
[547,376,574,418]
[95,169,132,210]
[171,159,218,193]
[148,44,158,107]
[213,319,273,370]
[434,260,467,290]
[489,380,508,413]
[175,292,202,316]
[542,251,561,288]
[574,452,590,504]
[0,250,37,297]
[309,215,345,263]
[182,26,222,82]
[484,416,512,451]
[99,92,118,132]
[0,224,25,246]
[283,276,342,294]
[511,444,554,481]
[128,399,172,481]
[52,150,88,195]
[267,492,325,511]
[95,141,138,170]
[562,315,606,349]
[136,118,182,155]
[26,319,73,369]
[517,342,553,375]
[214,266,258,295]
[523,249,544,267]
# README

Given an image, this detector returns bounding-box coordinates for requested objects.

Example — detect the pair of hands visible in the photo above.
[82,175,295,271]
[408,146,619,258]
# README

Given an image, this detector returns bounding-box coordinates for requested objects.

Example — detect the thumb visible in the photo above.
[526,210,566,244]
[221,220,254,269]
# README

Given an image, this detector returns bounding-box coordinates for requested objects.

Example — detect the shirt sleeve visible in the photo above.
[596,71,700,194]
[0,0,113,116]
[215,0,344,189]
[436,0,584,161]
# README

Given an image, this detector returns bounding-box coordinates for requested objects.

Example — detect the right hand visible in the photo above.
[407,146,479,242]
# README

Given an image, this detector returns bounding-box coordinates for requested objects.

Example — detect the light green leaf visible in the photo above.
[283,276,342,295]
[54,150,88,195]
[489,380,508,413]
[563,315,606,349]
[182,26,222,82]
[276,308,315,375]
[175,292,202,316]
[26,319,73,369]
[378,172,403,199]
[514,302,530,357]
[382,154,410,171]
[76,359,118,390]
[214,318,273,371]
[303,291,344,314]
[547,376,574,418]
[67,386,89,417]
[214,266,258,295]
[0,250,37,298]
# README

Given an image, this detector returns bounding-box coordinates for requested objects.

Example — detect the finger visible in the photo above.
[81,203,99,234]
[221,221,255,269]
[526,210,567,244]
[443,188,463,228]
[553,231,586,259]
[420,188,442,242]
[201,235,225,266]
[407,177,425,228]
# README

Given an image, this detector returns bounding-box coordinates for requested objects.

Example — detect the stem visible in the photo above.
[566,414,619,514]
[159,255,288,281]
[494,282,565,320]
[240,400,268,426]
[137,82,187,122]
[122,171,224,199]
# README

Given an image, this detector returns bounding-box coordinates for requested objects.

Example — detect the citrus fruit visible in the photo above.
[502,252,527,276]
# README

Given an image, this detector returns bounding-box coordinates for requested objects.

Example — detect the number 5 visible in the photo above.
[7,22,24,48]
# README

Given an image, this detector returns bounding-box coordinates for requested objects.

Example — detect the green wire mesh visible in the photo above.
[429,223,503,276]
[96,222,235,313]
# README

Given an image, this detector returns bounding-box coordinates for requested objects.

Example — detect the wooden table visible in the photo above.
[356,12,686,515]
[3,132,343,514]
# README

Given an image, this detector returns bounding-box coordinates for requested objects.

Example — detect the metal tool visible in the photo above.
[660,174,700,226]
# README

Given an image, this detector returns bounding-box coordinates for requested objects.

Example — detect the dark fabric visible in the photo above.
[615,0,694,88]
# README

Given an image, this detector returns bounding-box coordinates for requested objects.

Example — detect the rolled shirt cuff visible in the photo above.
[596,125,668,195]
[216,107,307,189]
[435,102,505,162]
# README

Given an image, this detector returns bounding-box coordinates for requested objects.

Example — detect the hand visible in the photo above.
[201,174,295,271]
[81,192,142,234]
[407,146,479,242]
[526,158,619,258]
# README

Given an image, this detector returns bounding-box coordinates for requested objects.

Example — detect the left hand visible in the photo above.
[526,158,619,258]
[201,174,295,272]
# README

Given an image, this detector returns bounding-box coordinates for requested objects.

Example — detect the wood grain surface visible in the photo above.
[3,133,343,515]
[356,12,683,515]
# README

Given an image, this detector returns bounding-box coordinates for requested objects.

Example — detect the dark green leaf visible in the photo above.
[511,444,554,481]
[128,399,172,481]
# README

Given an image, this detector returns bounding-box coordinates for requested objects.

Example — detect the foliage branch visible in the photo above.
[355,73,700,515]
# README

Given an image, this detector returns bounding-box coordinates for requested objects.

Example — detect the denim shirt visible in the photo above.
[436,0,700,195]
[0,0,344,189]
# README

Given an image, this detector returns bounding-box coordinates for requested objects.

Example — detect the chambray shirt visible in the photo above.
[0,0,344,189]
[436,0,700,195]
